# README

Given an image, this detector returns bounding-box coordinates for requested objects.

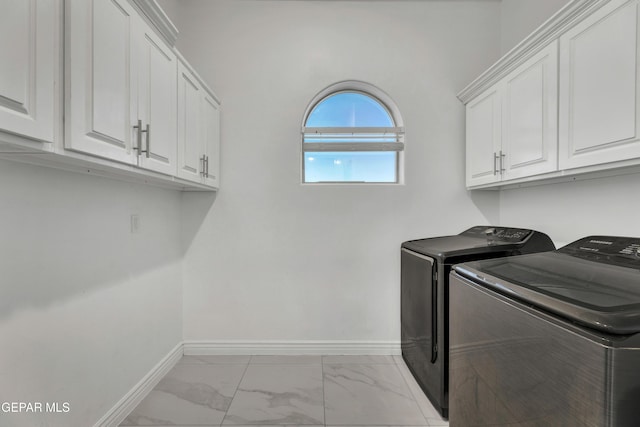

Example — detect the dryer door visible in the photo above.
[401,248,437,365]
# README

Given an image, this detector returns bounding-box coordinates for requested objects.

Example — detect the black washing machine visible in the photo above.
[401,226,555,419]
[449,236,640,426]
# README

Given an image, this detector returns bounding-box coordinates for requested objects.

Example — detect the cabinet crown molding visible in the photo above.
[457,0,612,104]
[130,0,179,46]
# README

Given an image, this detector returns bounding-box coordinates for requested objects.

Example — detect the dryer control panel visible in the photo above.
[462,226,532,243]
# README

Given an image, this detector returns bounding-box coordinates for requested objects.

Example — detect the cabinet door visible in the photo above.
[0,0,58,144]
[135,20,177,175]
[66,0,136,164]
[466,87,501,187]
[559,0,640,170]
[502,41,558,181]
[176,61,204,182]
[203,94,221,188]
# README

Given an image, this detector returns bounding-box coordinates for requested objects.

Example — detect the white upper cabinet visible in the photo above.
[0,0,218,190]
[66,0,178,174]
[176,58,221,188]
[0,0,60,145]
[465,41,558,187]
[66,0,137,164]
[135,22,177,175]
[502,41,558,180]
[559,0,640,170]
[460,0,640,189]
[466,87,501,187]
[177,61,203,182]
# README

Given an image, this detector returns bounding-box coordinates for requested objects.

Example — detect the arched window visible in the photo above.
[302,81,404,183]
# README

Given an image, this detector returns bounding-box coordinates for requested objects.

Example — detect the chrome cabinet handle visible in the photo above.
[205,155,209,178]
[200,155,206,177]
[133,120,149,157]
[145,124,150,158]
[500,150,506,174]
[133,119,143,154]
[493,152,499,175]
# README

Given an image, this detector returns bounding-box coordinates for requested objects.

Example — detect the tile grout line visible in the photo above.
[219,357,252,427]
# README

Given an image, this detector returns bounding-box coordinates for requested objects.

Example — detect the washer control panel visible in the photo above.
[562,236,640,267]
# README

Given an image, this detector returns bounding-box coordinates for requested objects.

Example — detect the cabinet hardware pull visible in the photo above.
[133,119,143,155]
[200,155,206,177]
[500,150,506,174]
[145,124,150,158]
[494,152,499,175]
[205,155,209,178]
[133,120,149,157]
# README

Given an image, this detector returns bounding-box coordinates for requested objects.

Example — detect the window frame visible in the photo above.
[301,81,405,184]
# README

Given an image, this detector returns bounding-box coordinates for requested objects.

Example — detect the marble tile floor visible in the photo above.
[120,355,449,427]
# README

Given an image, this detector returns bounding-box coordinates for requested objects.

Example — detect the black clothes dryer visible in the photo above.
[400,226,555,418]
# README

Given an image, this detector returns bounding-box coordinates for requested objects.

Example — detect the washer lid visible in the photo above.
[454,236,640,335]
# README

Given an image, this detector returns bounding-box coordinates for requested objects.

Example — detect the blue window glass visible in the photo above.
[303,90,401,183]
[304,152,397,183]
[306,92,394,127]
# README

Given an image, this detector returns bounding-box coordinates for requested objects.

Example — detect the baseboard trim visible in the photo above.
[183,340,401,355]
[93,342,183,427]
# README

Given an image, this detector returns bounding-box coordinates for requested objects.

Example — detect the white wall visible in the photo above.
[500,173,640,247]
[0,160,183,426]
[175,0,501,344]
[500,0,571,54]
